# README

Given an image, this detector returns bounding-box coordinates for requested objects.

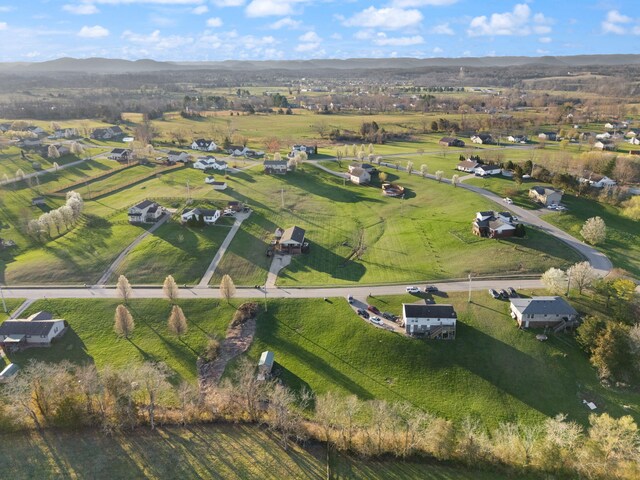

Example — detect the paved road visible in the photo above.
[0,278,544,301]
[94,213,171,286]
[197,210,251,287]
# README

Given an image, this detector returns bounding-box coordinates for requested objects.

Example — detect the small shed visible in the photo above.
[32,197,46,206]
[258,351,275,380]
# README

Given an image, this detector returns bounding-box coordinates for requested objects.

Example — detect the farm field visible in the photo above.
[0,424,521,480]
[6,298,234,382]
[237,294,640,428]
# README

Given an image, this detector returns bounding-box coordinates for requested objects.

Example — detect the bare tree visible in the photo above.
[311,120,329,139]
[162,275,179,303]
[220,274,236,304]
[580,216,606,245]
[435,170,444,182]
[266,384,308,449]
[420,164,428,178]
[231,357,269,421]
[168,304,188,337]
[114,304,135,338]
[452,174,460,187]
[116,275,133,303]
[315,391,339,443]
[406,161,414,174]
[132,362,171,430]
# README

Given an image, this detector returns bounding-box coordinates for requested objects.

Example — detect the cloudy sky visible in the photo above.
[0,1,638,62]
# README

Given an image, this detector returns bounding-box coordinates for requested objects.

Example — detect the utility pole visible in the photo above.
[186,179,190,201]
[281,188,284,209]
[0,286,7,313]
[468,273,472,303]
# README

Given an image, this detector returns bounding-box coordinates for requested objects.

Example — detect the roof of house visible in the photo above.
[280,226,306,244]
[477,164,501,171]
[403,304,457,319]
[111,148,128,155]
[457,160,479,169]
[510,296,578,316]
[0,320,63,337]
[530,186,561,196]
[168,150,185,156]
[264,160,288,167]
[228,145,244,151]
[0,363,19,378]
[211,181,227,186]
[350,167,368,176]
[132,200,155,210]
[26,311,53,321]
[110,126,123,134]
[194,139,214,146]
[440,137,458,143]
[498,211,514,220]
[478,211,493,218]
[488,219,515,231]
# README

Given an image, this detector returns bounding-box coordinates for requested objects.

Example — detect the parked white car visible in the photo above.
[370,316,383,326]
[555,205,567,211]
[503,197,513,204]
[406,286,420,293]
[547,204,558,210]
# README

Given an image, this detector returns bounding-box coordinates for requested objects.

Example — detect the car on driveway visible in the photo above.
[382,312,396,321]
[356,309,369,319]
[406,286,420,293]
[547,204,558,210]
[555,205,567,211]
[499,289,510,299]
[347,295,354,304]
[503,197,513,204]
[489,289,501,299]
[507,287,518,297]
[367,305,381,315]
[424,285,438,293]
[370,316,383,326]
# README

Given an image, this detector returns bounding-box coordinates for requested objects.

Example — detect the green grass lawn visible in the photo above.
[6,298,235,382]
[541,194,640,277]
[465,175,547,210]
[114,218,232,284]
[0,424,522,480]
[238,294,640,428]
[0,298,23,321]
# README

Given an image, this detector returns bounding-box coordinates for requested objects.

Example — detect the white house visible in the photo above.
[181,207,221,225]
[194,156,227,171]
[191,139,217,152]
[402,304,457,339]
[474,164,502,176]
[594,140,616,151]
[91,126,123,140]
[52,128,77,139]
[595,132,612,140]
[264,160,288,174]
[456,159,479,172]
[128,200,164,224]
[168,151,190,163]
[628,137,640,145]
[471,134,494,144]
[211,181,228,191]
[349,167,371,185]
[276,226,306,254]
[580,173,617,188]
[109,148,133,161]
[0,311,67,347]
[289,144,316,157]
[509,296,578,328]
[507,135,528,143]
[227,145,249,156]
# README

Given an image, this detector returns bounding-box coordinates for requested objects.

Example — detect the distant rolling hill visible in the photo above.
[0,54,639,73]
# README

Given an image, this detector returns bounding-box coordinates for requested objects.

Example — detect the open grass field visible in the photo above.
[0,298,22,322]
[0,424,522,480]
[464,176,640,277]
[237,294,640,428]
[6,298,235,382]
[113,218,233,284]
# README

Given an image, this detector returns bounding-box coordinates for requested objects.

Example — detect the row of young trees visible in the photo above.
[1,357,638,479]
[26,191,84,241]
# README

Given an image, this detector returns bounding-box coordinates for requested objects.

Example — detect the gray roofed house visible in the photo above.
[0,316,68,348]
[456,159,480,172]
[349,166,371,185]
[264,160,288,174]
[529,186,563,206]
[128,200,164,224]
[402,304,457,339]
[277,226,307,254]
[509,296,578,328]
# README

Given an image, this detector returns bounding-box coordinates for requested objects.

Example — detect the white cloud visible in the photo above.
[207,17,223,27]
[330,33,342,40]
[602,10,636,35]
[246,0,304,17]
[295,30,321,52]
[122,29,194,49]
[432,47,443,53]
[269,17,301,30]
[91,0,205,4]
[63,4,100,14]
[0,6,14,12]
[468,3,553,36]
[213,0,245,6]
[539,36,552,43]
[392,0,458,6]
[78,25,109,38]
[343,7,423,30]
[191,5,208,14]
[0,22,7,30]
[373,33,424,46]
[430,22,454,35]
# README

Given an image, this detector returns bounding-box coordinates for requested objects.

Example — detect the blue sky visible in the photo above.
[0,1,638,62]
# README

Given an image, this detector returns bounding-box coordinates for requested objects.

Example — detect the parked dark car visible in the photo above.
[382,312,396,321]
[489,289,500,299]
[499,289,509,299]
[356,309,369,319]
[507,287,518,298]
[367,305,381,315]
[424,285,439,293]
[348,295,354,304]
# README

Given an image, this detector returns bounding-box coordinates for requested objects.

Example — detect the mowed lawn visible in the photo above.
[464,176,640,277]
[0,425,520,480]
[113,218,233,284]
[239,294,640,428]
[6,298,234,382]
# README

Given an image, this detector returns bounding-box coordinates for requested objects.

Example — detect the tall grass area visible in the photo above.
[238,294,639,427]
[0,424,520,480]
[6,298,235,382]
